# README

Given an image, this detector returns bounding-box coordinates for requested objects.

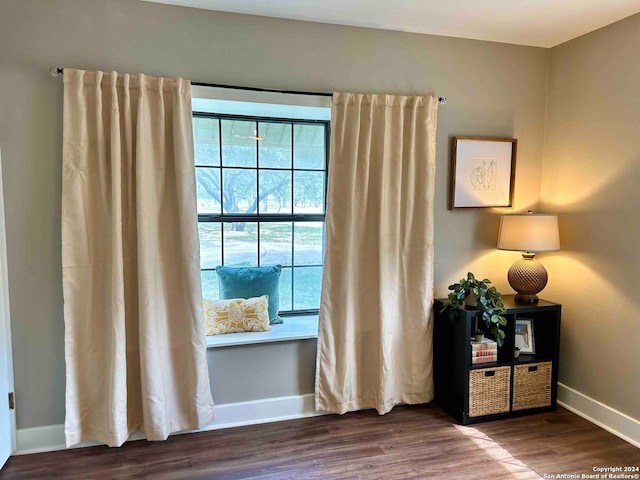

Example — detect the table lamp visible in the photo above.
[497,211,560,304]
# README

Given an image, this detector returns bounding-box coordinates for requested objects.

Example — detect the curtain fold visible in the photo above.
[315,92,438,415]
[62,69,215,447]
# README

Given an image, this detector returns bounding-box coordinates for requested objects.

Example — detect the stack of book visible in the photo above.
[470,337,498,364]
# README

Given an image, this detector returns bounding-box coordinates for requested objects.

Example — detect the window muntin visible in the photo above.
[194,113,328,315]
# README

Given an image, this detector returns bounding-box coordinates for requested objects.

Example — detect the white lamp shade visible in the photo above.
[497,213,560,252]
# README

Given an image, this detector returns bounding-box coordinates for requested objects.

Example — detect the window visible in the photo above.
[193,110,329,315]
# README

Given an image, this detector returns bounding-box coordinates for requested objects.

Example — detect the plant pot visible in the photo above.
[474,333,484,343]
[465,293,479,309]
[514,349,521,358]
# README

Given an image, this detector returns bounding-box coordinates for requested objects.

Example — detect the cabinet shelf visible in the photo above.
[470,361,507,370]
[514,355,553,365]
[433,295,561,425]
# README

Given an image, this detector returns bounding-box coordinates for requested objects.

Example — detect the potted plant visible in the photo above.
[441,272,508,347]
[474,329,484,343]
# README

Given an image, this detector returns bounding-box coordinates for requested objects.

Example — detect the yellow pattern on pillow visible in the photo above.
[204,295,271,335]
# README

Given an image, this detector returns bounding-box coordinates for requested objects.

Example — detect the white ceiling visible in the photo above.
[144,0,640,48]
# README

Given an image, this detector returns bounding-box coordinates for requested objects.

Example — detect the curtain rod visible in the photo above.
[49,66,448,104]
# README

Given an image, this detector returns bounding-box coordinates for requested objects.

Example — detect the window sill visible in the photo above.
[205,315,319,348]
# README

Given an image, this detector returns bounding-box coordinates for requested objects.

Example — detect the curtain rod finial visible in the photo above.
[49,66,63,77]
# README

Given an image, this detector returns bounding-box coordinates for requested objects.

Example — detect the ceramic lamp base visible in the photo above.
[508,253,548,304]
[514,293,540,304]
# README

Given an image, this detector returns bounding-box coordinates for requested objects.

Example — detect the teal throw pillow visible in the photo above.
[216,265,283,325]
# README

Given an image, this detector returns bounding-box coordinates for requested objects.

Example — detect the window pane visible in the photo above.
[260,222,292,266]
[259,122,292,168]
[198,223,222,270]
[221,119,257,167]
[293,266,322,310]
[193,117,220,166]
[222,168,257,214]
[194,112,328,314]
[201,270,219,301]
[259,170,292,214]
[294,124,325,170]
[294,222,323,266]
[223,222,258,267]
[196,167,221,214]
[294,171,325,214]
[279,267,292,311]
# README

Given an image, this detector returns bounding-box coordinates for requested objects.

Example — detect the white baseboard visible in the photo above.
[557,382,640,448]
[20,386,638,455]
[16,393,325,455]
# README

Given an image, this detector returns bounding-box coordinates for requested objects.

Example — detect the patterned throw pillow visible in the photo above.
[204,295,272,335]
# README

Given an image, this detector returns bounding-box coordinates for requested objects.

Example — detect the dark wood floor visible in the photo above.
[1,405,638,479]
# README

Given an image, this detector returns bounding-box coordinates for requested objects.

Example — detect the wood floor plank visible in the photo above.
[1,405,638,479]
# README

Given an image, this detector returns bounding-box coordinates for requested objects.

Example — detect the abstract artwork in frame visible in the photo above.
[450,137,517,209]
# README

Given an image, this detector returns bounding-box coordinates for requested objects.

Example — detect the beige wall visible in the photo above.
[0,0,549,429]
[541,13,640,419]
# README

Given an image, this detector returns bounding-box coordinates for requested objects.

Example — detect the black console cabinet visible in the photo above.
[433,295,561,425]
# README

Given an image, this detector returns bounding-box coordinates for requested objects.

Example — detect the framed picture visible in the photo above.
[450,137,517,209]
[514,318,535,354]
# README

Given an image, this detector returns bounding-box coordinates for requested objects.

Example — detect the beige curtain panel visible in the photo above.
[316,93,438,415]
[62,69,215,447]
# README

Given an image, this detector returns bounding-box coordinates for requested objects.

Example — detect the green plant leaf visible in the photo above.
[442,271,507,348]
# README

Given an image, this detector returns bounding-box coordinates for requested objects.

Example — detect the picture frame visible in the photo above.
[450,137,517,209]
[514,318,535,354]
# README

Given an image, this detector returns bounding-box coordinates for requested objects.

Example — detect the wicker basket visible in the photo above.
[468,366,511,417]
[513,361,552,411]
